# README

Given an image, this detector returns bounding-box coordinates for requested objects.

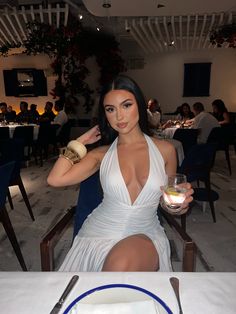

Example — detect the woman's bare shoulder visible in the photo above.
[150,136,175,162]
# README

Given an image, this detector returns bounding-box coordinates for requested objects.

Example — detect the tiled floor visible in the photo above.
[0,149,236,272]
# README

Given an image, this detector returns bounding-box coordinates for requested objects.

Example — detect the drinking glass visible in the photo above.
[162,174,187,212]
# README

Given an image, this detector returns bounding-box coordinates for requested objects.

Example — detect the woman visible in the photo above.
[177,103,194,121]
[47,75,193,272]
[212,99,230,126]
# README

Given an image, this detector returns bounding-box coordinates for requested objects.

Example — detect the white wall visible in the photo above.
[1,48,236,116]
[126,49,236,113]
[0,54,57,114]
[0,54,100,118]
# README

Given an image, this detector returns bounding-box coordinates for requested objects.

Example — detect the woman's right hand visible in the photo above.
[76,125,101,145]
[161,120,171,129]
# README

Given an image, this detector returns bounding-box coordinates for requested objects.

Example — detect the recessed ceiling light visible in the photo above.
[103,3,111,8]
[102,1,111,8]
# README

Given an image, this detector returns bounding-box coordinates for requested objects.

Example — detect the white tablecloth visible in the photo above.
[0,272,235,314]
[162,127,178,139]
[165,138,184,166]
[153,130,184,166]
[0,124,39,140]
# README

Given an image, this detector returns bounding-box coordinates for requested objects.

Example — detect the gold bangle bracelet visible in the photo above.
[59,147,81,165]
[59,154,74,166]
[67,140,87,159]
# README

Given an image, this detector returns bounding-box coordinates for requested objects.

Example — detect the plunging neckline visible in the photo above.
[116,134,151,206]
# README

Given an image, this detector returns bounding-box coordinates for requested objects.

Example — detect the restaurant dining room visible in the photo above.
[0,0,236,313]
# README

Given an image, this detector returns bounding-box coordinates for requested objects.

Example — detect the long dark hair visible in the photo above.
[98,75,151,144]
[212,99,228,114]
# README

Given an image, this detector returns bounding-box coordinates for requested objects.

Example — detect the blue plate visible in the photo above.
[64,283,173,313]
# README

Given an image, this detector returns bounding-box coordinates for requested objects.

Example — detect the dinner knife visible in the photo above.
[169,277,183,314]
[49,275,79,314]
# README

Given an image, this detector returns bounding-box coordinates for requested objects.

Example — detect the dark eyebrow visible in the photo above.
[104,98,133,107]
[121,98,133,104]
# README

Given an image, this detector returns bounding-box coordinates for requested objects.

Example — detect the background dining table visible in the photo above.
[165,138,185,166]
[0,123,39,140]
[154,129,185,166]
[0,272,235,314]
[162,127,179,139]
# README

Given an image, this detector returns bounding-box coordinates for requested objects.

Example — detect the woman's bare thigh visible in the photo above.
[102,234,159,271]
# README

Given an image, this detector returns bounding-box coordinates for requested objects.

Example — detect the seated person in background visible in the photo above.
[28,104,40,124]
[40,101,56,123]
[7,105,16,122]
[47,74,193,272]
[0,102,8,121]
[0,102,16,122]
[212,99,230,126]
[187,102,220,144]
[176,103,194,121]
[147,98,161,129]
[16,101,30,123]
[173,105,182,117]
[148,98,162,114]
[53,99,68,134]
[160,119,172,130]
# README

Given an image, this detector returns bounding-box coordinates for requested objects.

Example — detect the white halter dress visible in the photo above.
[60,134,172,271]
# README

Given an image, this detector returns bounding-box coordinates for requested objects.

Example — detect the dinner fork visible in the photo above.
[169,277,183,314]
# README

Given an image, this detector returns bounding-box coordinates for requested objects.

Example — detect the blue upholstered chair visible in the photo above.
[40,172,196,272]
[178,143,219,231]
[13,125,34,162]
[73,171,102,238]
[207,126,232,175]
[34,123,60,166]
[173,128,199,155]
[0,126,10,140]
[0,138,34,221]
[0,161,27,271]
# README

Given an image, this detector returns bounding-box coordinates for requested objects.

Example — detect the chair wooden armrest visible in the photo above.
[40,206,75,271]
[160,207,196,272]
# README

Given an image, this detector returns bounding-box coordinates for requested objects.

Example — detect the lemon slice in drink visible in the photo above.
[165,187,179,196]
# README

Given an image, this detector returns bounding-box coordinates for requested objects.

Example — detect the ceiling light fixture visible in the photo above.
[102,1,111,9]
[125,20,130,33]
[164,40,175,46]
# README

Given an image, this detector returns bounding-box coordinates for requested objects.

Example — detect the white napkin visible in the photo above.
[70,299,161,314]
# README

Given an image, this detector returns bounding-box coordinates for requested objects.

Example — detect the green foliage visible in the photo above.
[0,42,21,56]
[210,23,236,48]
[0,19,126,112]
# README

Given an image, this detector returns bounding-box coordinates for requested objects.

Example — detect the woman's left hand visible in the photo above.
[76,125,101,145]
[160,182,194,216]
[175,182,194,216]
